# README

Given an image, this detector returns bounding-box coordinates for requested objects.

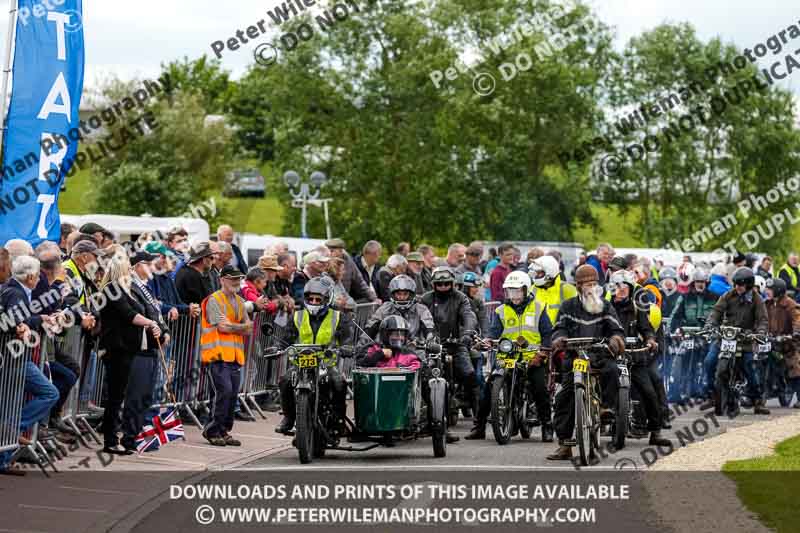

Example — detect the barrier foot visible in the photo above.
[181,403,203,428]
[238,394,258,420]
[65,417,92,448]
[36,441,59,474]
[76,415,102,445]
[246,394,267,420]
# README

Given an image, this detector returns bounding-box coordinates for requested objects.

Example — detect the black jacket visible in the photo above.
[706,289,768,348]
[611,298,655,342]
[354,255,382,295]
[175,264,212,305]
[99,283,153,357]
[552,297,625,345]
[420,289,478,342]
[340,252,375,303]
[231,243,247,272]
[360,301,435,348]
[376,266,395,302]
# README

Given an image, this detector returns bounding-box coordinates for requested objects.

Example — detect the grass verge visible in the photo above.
[722,434,800,533]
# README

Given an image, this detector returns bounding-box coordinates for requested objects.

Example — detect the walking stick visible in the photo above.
[156,337,177,407]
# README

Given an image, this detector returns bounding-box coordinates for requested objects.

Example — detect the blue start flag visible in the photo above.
[0,0,84,246]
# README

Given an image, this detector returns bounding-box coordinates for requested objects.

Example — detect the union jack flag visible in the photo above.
[135,408,184,453]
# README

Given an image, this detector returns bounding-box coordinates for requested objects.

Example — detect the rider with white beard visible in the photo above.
[547,265,626,461]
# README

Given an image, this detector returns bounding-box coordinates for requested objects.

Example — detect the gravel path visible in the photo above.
[644,410,800,533]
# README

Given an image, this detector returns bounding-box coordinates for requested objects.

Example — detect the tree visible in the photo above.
[234,0,613,246]
[597,23,800,255]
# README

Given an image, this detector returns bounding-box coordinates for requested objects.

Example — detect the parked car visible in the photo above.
[223,168,266,197]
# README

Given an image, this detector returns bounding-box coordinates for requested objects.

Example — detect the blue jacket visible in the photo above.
[708,274,731,297]
[148,273,190,315]
[0,278,43,331]
[585,254,606,281]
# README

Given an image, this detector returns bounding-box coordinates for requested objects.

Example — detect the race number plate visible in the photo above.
[758,342,771,353]
[683,339,694,350]
[720,339,737,352]
[504,358,515,369]
[297,355,318,368]
[572,358,589,373]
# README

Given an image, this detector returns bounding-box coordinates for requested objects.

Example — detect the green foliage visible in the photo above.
[87,87,235,216]
[598,23,800,255]
[160,55,235,114]
[87,163,195,217]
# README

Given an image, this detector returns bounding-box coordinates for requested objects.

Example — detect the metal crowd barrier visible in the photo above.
[0,331,27,462]
[238,310,293,419]
[51,327,102,447]
[159,314,203,427]
[485,301,502,318]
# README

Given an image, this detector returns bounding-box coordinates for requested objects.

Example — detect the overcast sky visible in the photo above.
[0,0,797,96]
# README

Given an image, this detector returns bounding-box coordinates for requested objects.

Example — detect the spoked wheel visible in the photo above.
[518,398,533,440]
[432,415,447,458]
[295,391,314,464]
[575,386,592,466]
[614,388,629,450]
[491,378,514,444]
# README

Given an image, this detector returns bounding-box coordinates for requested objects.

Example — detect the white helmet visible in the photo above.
[529,256,560,287]
[754,275,766,293]
[503,270,531,301]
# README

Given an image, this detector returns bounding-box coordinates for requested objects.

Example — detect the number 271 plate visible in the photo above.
[572,359,589,373]
[297,356,317,368]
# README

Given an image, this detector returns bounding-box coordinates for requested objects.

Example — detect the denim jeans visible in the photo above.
[49,361,78,418]
[21,361,59,431]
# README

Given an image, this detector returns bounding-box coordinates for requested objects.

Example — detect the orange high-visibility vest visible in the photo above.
[200,290,246,365]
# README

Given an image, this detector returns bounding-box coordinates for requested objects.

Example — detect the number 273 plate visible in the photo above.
[297,356,317,368]
[572,359,589,373]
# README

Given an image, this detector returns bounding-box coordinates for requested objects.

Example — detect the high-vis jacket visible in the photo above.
[294,308,341,365]
[534,277,577,325]
[495,299,544,359]
[200,290,247,365]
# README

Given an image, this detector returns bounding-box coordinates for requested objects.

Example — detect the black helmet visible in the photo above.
[379,315,409,349]
[431,266,456,285]
[732,267,755,290]
[303,277,331,316]
[767,277,787,299]
[389,274,416,310]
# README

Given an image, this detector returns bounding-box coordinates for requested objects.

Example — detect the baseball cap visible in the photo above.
[144,241,175,257]
[72,240,101,256]
[303,250,330,267]
[324,238,346,249]
[130,251,157,266]
[220,265,245,279]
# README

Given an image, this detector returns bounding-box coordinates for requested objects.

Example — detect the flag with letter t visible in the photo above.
[0,0,84,246]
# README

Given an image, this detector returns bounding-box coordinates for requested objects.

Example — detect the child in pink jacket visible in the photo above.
[357,315,420,371]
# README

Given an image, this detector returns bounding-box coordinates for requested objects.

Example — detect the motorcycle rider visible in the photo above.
[609,270,672,448]
[360,274,435,350]
[465,271,554,442]
[460,271,489,417]
[420,266,480,433]
[681,269,717,400]
[529,255,577,326]
[764,279,800,408]
[275,278,355,434]
[701,267,770,415]
[546,265,626,461]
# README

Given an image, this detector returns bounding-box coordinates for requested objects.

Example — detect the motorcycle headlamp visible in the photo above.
[499,338,514,354]
[431,367,441,378]
[721,327,737,340]
[286,346,297,360]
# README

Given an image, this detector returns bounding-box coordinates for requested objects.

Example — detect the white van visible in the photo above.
[237,234,327,268]
[61,213,210,243]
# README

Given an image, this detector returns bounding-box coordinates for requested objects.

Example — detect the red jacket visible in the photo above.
[240,280,278,314]
[490,263,512,302]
